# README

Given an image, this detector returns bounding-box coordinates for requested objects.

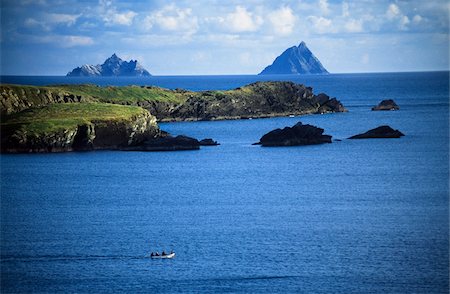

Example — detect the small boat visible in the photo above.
[150,253,175,259]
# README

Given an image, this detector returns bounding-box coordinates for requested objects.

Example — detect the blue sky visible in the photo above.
[1,0,449,75]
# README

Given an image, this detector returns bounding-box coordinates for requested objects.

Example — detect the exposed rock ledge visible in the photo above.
[122,135,200,151]
[348,125,405,139]
[254,122,332,146]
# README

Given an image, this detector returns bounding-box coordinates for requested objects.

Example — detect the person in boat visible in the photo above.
[170,250,174,254]
[162,250,166,256]
[150,252,154,257]
[155,252,160,256]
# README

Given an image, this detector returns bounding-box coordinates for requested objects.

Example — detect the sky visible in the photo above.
[1,0,449,75]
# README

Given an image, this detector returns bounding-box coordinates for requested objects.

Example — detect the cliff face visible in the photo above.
[0,85,93,116]
[0,81,346,122]
[1,107,160,153]
[259,42,329,75]
[159,81,346,121]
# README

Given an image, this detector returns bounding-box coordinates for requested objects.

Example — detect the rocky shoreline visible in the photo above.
[1,81,347,121]
[0,81,347,153]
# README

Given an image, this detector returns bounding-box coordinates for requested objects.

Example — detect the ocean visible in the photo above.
[1,72,449,293]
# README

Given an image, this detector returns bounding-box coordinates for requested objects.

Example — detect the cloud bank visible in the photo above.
[1,0,449,74]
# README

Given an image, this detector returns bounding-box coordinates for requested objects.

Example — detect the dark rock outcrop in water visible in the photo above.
[259,42,329,75]
[199,138,220,146]
[348,126,404,139]
[123,135,200,151]
[372,99,400,111]
[67,54,151,77]
[255,122,332,146]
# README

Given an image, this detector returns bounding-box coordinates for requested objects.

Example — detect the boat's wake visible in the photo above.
[0,254,149,262]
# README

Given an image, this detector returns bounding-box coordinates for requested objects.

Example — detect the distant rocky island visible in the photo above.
[259,42,329,75]
[0,81,346,153]
[67,54,151,77]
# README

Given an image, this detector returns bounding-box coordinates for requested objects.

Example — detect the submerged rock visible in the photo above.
[372,99,399,111]
[199,138,220,146]
[348,125,404,139]
[255,122,332,147]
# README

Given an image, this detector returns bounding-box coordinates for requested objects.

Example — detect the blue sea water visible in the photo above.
[1,72,449,293]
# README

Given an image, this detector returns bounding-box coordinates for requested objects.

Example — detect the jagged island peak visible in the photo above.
[259,41,329,75]
[67,53,151,77]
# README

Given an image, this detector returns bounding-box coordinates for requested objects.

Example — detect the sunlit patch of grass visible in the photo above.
[1,103,146,135]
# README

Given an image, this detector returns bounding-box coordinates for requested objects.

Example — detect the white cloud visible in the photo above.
[386,3,401,19]
[99,0,137,26]
[121,33,194,47]
[144,4,198,35]
[319,0,330,15]
[220,6,263,33]
[412,15,422,24]
[31,35,94,47]
[24,13,81,31]
[400,15,410,30]
[46,13,81,26]
[24,18,45,28]
[103,10,137,26]
[307,16,333,34]
[342,2,350,18]
[62,35,95,47]
[385,3,411,30]
[345,19,363,33]
[268,6,296,36]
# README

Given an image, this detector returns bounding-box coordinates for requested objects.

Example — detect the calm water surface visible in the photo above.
[1,72,449,293]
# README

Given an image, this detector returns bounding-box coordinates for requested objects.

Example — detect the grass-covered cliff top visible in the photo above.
[60,84,186,104]
[1,103,148,135]
[1,81,344,126]
[1,81,316,115]
[1,83,186,104]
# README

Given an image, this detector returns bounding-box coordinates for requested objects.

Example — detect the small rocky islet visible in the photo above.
[254,122,332,147]
[0,81,346,153]
[372,99,400,111]
[348,126,405,139]
[253,123,404,147]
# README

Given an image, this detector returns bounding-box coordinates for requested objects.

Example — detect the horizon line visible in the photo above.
[1,69,449,78]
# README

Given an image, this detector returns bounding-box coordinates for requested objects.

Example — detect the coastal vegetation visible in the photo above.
[1,103,149,135]
[0,81,347,153]
[1,81,346,121]
[1,102,160,153]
